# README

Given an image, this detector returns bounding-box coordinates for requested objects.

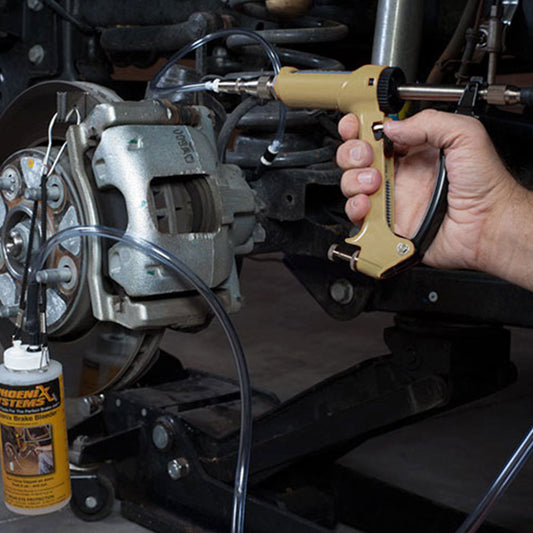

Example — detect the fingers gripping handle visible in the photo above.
[344,138,415,279]
[337,66,416,278]
[273,65,416,278]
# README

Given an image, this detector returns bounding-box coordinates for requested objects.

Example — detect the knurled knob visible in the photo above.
[377,67,406,114]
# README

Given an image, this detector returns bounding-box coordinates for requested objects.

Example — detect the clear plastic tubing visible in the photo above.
[151,27,287,174]
[271,102,287,155]
[168,81,216,94]
[30,225,253,533]
[456,424,533,533]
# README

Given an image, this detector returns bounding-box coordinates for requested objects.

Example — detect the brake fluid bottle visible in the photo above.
[0,341,71,514]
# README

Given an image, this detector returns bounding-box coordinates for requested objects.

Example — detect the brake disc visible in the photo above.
[0,81,165,397]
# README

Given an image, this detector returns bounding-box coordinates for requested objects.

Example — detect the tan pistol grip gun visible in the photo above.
[272,65,415,279]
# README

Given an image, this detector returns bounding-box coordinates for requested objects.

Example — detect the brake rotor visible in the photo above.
[0,81,165,397]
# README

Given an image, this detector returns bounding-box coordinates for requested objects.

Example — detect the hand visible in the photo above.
[336,109,520,274]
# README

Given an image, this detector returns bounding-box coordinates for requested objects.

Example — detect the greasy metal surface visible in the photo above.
[273,66,415,278]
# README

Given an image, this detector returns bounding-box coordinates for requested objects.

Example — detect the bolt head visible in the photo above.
[329,279,354,305]
[167,457,190,480]
[152,424,170,451]
[27,0,43,10]
[5,230,24,259]
[84,496,98,509]
[428,291,439,303]
[153,418,175,452]
[396,242,410,256]
[0,168,20,197]
[28,45,45,65]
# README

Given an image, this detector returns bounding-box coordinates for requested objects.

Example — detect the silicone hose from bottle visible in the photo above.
[456,423,533,533]
[29,225,252,533]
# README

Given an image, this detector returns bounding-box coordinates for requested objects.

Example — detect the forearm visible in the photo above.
[480,182,533,291]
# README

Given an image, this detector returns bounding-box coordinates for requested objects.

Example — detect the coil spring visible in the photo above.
[219,9,349,169]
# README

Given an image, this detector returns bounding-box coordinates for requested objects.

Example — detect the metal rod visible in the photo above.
[397,85,469,102]
[397,84,524,106]
[36,267,72,285]
[371,0,425,82]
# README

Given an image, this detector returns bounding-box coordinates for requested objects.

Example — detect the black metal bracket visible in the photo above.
[456,77,485,117]
[68,320,515,532]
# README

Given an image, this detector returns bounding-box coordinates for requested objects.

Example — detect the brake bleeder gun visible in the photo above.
[214,65,532,279]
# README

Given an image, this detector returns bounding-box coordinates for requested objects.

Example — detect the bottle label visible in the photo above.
[0,375,71,510]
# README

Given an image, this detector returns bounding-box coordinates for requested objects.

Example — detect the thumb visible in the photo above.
[383,109,484,151]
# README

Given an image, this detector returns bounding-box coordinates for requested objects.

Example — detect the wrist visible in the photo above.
[478,178,533,288]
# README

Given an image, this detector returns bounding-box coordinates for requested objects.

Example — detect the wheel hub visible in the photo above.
[0,82,164,397]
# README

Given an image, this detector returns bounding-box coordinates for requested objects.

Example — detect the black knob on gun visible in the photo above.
[377,67,406,114]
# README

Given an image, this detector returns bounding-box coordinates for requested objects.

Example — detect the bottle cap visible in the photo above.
[3,341,48,371]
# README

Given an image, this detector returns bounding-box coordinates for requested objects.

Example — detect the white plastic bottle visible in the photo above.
[0,341,71,514]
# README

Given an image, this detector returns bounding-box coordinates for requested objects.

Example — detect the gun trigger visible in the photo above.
[372,122,393,158]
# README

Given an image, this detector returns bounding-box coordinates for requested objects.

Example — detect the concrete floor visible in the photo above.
[1,254,533,531]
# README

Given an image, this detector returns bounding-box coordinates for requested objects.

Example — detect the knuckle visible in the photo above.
[466,117,486,136]
[336,145,348,166]
[338,113,358,140]
[418,108,440,121]
[336,142,347,159]
[456,115,489,144]
[336,140,356,166]
[340,169,358,196]
[344,198,358,221]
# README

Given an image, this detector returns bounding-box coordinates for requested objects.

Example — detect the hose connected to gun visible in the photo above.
[30,225,253,533]
[150,27,286,175]
[151,28,282,90]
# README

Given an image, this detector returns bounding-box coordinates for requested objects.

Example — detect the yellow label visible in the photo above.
[0,375,71,510]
